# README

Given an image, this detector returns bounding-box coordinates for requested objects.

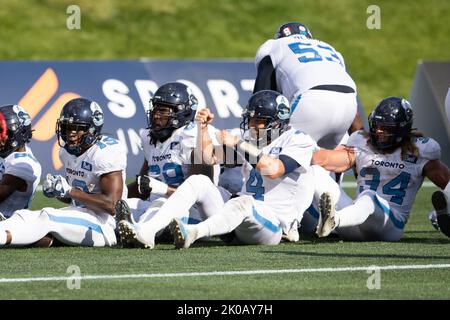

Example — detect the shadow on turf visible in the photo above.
[268,249,450,260]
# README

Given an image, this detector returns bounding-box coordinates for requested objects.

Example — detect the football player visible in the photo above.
[0,105,41,220]
[0,98,126,247]
[167,90,319,249]
[253,22,360,149]
[312,97,450,241]
[115,82,225,248]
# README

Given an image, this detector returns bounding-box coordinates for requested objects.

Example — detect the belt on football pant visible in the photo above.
[309,84,355,93]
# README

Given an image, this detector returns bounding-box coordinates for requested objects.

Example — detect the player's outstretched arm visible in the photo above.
[217,131,288,179]
[312,146,356,173]
[69,170,124,216]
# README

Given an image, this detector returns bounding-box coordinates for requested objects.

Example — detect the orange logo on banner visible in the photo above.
[18,68,80,170]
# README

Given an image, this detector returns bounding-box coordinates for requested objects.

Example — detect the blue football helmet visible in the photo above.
[368,96,413,150]
[147,82,198,143]
[56,98,104,156]
[0,105,32,158]
[240,90,290,143]
[275,22,313,39]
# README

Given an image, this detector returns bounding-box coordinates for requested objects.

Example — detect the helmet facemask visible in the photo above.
[147,102,180,143]
[240,113,285,146]
[369,121,411,150]
[0,122,32,159]
[56,118,96,156]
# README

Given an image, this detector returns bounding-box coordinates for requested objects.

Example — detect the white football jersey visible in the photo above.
[60,135,127,226]
[141,122,220,187]
[347,131,441,224]
[255,36,356,102]
[0,147,42,218]
[240,127,319,229]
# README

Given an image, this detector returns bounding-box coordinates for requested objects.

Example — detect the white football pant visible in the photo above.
[290,89,357,149]
[134,175,231,244]
[0,207,116,247]
[335,190,405,242]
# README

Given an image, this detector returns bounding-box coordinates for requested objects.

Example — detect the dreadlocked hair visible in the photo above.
[400,131,424,160]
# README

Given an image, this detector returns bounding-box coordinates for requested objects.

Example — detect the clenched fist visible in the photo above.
[195,108,214,129]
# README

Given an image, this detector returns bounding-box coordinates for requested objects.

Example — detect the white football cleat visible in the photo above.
[316,192,337,238]
[170,218,197,249]
[428,210,440,231]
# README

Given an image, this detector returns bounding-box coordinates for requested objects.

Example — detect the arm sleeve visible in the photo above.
[279,131,318,173]
[278,154,300,175]
[253,55,277,93]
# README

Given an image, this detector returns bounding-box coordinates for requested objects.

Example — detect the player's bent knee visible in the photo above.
[186,174,214,187]
[226,195,254,218]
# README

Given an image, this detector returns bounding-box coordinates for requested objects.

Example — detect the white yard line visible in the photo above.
[1,264,449,283]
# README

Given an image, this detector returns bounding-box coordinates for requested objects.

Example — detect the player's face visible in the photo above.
[248,118,267,141]
[372,124,397,145]
[64,123,87,148]
[151,105,173,130]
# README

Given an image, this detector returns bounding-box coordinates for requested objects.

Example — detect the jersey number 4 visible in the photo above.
[359,168,411,205]
[246,169,264,200]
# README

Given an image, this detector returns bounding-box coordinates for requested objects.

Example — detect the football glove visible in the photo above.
[53,175,72,198]
[43,174,72,198]
[43,173,58,198]
[136,175,168,196]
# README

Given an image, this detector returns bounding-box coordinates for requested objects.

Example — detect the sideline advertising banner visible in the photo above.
[0,60,256,175]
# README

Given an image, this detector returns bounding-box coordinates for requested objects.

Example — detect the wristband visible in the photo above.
[150,177,169,196]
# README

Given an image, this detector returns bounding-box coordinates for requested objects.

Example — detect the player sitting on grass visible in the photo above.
[0,98,126,247]
[115,82,227,248]
[312,97,450,241]
[167,90,319,249]
[0,105,41,221]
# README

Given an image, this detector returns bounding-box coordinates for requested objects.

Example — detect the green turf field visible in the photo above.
[1,185,449,300]
[0,0,449,301]
[0,0,449,115]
